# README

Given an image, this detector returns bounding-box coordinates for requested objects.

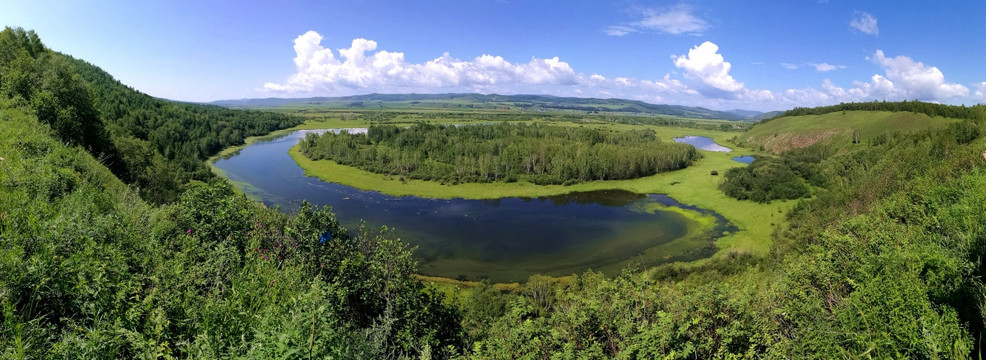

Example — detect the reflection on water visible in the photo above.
[673,135,732,152]
[732,155,755,164]
[213,130,734,282]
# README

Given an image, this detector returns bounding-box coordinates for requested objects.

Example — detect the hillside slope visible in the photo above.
[0,27,302,204]
[742,110,957,153]
[0,85,461,359]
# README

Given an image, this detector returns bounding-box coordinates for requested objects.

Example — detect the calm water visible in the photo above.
[732,155,755,164]
[213,130,734,282]
[673,135,732,152]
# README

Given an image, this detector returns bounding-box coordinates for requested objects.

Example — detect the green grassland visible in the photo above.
[743,110,958,153]
[276,115,787,261]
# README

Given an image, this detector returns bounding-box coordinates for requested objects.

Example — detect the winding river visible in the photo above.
[212,130,735,282]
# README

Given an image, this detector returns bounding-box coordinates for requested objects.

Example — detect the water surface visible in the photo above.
[214,130,734,282]
[673,136,732,152]
[732,155,755,164]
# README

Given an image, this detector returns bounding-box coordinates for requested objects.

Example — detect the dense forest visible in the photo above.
[0,28,301,203]
[300,122,701,185]
[4,27,986,358]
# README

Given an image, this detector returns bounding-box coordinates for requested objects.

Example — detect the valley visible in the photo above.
[3,25,986,358]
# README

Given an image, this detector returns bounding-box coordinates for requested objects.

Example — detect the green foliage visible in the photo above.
[0,27,302,204]
[301,122,701,185]
[720,159,810,202]
[463,118,986,358]
[720,143,832,203]
[0,103,461,358]
[6,26,986,359]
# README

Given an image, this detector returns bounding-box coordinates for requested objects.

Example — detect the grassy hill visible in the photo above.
[212,93,755,121]
[741,110,958,153]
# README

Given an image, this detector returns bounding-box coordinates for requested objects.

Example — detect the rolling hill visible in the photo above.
[212,93,759,121]
[741,110,960,153]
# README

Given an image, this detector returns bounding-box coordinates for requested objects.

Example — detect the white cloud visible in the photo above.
[605,4,709,36]
[264,31,578,93]
[867,50,968,100]
[637,4,710,35]
[772,52,970,108]
[975,82,986,103]
[809,62,846,72]
[673,41,745,96]
[850,12,879,35]
[604,26,635,36]
[780,62,799,70]
[267,33,980,112]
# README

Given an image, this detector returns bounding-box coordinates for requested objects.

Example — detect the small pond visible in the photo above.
[212,130,735,282]
[673,136,732,152]
[731,156,755,164]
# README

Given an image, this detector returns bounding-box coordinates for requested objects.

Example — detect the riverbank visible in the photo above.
[210,117,790,285]
[284,121,788,260]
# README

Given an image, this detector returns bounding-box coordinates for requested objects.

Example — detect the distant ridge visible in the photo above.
[211,93,760,121]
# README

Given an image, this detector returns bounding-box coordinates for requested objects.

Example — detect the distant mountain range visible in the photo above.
[211,93,771,121]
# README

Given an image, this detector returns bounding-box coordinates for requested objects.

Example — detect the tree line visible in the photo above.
[300,122,701,185]
[768,100,986,122]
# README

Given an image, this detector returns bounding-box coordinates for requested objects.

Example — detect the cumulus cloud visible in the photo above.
[605,4,709,36]
[264,31,578,93]
[773,52,970,108]
[867,50,968,100]
[850,12,879,35]
[673,42,745,95]
[266,32,985,112]
[780,63,799,70]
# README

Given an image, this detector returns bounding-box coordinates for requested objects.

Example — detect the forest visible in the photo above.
[299,122,701,185]
[4,26,986,358]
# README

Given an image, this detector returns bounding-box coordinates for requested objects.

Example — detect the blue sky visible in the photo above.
[2,1,984,111]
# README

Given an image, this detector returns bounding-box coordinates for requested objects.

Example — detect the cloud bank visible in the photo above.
[264,31,577,93]
[263,31,976,111]
[784,50,969,106]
